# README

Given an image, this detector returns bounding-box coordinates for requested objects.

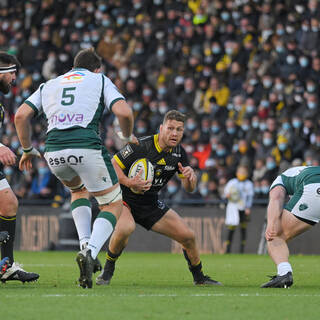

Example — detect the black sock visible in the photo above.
[0,215,16,264]
[226,227,235,253]
[105,248,121,267]
[183,249,203,281]
[240,227,247,253]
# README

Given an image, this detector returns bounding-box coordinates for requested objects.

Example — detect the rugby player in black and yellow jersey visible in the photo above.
[96,110,222,286]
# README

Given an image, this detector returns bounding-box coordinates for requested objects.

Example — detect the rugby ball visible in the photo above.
[128,158,154,194]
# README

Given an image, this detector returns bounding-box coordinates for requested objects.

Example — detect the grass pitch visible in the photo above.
[1,252,320,320]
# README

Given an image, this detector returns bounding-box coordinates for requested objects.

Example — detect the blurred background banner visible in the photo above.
[15,203,320,254]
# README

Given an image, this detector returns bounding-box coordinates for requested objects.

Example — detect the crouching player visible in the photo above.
[96,110,222,286]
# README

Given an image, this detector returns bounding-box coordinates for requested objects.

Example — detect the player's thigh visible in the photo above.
[151,209,195,243]
[280,209,312,241]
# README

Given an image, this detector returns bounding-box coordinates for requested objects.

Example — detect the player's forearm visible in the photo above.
[267,189,286,223]
[14,109,33,149]
[113,100,134,138]
[112,158,133,188]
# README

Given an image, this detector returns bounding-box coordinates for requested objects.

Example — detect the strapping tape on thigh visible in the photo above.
[95,185,122,205]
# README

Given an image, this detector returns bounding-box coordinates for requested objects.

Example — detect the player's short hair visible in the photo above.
[0,51,20,69]
[73,48,101,72]
[163,110,186,124]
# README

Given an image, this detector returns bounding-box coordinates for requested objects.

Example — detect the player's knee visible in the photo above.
[180,229,196,248]
[116,220,135,238]
[0,194,18,216]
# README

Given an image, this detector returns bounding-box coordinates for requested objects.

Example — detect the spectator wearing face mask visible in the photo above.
[271,135,293,166]
[263,156,279,183]
[255,131,275,161]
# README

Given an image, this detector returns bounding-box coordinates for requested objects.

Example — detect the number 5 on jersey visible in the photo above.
[61,87,76,106]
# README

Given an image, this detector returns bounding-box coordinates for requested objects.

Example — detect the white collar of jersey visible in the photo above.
[0,65,17,73]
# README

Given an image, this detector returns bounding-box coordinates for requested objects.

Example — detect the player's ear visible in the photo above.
[159,124,163,133]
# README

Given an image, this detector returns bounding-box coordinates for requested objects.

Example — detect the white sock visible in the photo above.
[71,199,92,250]
[88,216,114,259]
[277,262,293,276]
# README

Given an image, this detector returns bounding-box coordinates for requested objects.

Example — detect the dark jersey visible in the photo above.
[113,134,189,204]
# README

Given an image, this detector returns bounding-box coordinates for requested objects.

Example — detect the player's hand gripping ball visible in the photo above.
[128,158,154,194]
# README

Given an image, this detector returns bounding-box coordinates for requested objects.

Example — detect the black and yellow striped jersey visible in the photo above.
[113,134,189,201]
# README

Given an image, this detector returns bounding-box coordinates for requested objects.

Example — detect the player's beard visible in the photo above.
[0,79,10,94]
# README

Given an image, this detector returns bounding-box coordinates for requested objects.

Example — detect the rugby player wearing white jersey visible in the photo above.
[261,166,320,288]
[0,52,39,283]
[14,48,134,288]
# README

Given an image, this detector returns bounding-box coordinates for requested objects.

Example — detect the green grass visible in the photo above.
[1,252,320,319]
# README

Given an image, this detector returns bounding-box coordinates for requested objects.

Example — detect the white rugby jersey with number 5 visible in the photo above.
[25,68,124,151]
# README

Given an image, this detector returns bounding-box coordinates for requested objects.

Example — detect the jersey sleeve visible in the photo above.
[245,181,254,208]
[103,76,125,111]
[177,146,190,179]
[24,83,44,117]
[113,143,145,174]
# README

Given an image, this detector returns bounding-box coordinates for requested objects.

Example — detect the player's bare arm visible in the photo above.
[265,186,286,241]
[0,144,16,166]
[14,103,41,171]
[178,162,197,192]
[112,99,135,143]
[112,157,151,193]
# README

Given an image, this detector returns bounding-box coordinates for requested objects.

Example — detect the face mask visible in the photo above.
[31,38,39,46]
[227,103,233,110]
[232,11,240,20]
[15,96,22,104]
[75,21,84,28]
[241,124,249,131]
[276,28,285,36]
[237,173,248,181]
[227,127,236,135]
[83,35,90,42]
[254,186,261,193]
[278,143,287,151]
[167,185,177,194]
[134,3,142,9]
[159,106,168,114]
[286,26,295,34]
[102,19,111,27]
[212,46,221,54]
[263,138,273,146]
[239,146,248,154]
[221,12,230,21]
[312,27,319,32]
[158,87,167,95]
[252,121,259,128]
[276,46,285,53]
[292,120,301,128]
[137,127,147,134]
[38,167,48,175]
[286,55,296,64]
[261,100,270,108]
[261,186,269,194]
[186,123,196,131]
[282,123,290,130]
[226,47,233,55]
[249,79,258,86]
[299,58,308,67]
[263,80,272,88]
[259,123,267,131]
[232,144,239,152]
[133,102,142,111]
[130,70,139,78]
[99,4,107,11]
[266,161,276,170]
[307,85,315,92]
[199,187,209,197]
[275,83,284,90]
[211,143,217,151]
[32,73,41,81]
[119,67,129,80]
[128,17,135,25]
[39,145,46,152]
[157,49,165,57]
[117,17,126,26]
[216,149,226,157]
[4,167,13,176]
[143,89,152,96]
[307,102,317,109]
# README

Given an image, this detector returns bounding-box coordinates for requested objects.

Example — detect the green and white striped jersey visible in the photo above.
[25,68,125,151]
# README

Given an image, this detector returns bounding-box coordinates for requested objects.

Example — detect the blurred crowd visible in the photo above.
[1,0,320,203]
